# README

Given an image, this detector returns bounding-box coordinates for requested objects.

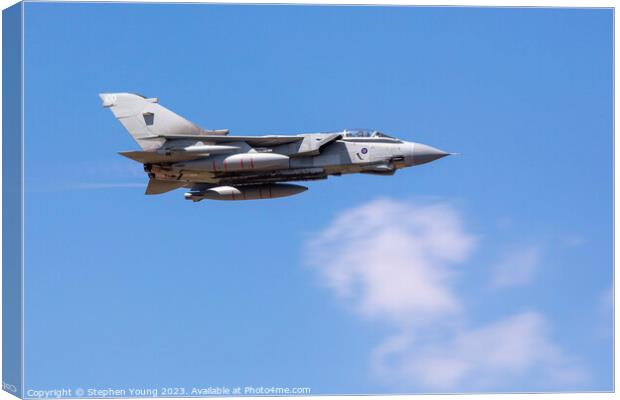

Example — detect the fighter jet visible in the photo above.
[100,93,452,201]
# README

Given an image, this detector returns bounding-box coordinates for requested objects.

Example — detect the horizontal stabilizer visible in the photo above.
[145,178,186,195]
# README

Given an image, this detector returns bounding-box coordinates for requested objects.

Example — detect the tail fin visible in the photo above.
[99,93,204,150]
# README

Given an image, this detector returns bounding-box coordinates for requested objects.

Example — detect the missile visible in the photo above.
[156,145,239,155]
[178,144,240,154]
[184,183,307,201]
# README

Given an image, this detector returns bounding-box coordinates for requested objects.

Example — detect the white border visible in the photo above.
[0,1,615,400]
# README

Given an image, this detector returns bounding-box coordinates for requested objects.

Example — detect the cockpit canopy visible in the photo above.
[343,129,394,138]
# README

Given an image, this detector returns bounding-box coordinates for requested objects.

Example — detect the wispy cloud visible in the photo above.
[595,286,613,339]
[371,312,586,391]
[306,199,587,392]
[564,235,587,247]
[490,245,542,288]
[73,183,145,189]
[25,182,146,193]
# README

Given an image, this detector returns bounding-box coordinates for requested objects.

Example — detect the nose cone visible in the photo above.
[412,143,451,165]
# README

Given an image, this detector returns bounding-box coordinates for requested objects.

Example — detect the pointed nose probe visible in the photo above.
[412,143,451,165]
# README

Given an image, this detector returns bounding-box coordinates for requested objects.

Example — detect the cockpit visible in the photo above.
[343,129,395,139]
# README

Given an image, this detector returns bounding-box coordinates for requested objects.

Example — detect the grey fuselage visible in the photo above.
[145,132,447,186]
[100,93,451,201]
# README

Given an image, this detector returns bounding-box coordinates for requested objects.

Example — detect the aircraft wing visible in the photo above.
[149,134,304,147]
[118,151,198,164]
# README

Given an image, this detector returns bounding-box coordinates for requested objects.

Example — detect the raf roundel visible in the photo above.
[361,147,368,154]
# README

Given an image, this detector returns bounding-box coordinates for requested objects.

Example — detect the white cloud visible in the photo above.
[307,199,477,325]
[306,199,587,392]
[490,245,542,288]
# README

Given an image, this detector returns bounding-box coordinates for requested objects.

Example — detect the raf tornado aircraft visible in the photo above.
[100,93,452,201]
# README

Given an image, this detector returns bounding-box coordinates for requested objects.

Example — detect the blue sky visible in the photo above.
[22,3,612,395]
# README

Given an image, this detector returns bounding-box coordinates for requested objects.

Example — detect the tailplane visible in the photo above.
[145,178,186,195]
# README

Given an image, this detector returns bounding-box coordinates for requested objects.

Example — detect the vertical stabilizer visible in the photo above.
[99,93,204,150]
